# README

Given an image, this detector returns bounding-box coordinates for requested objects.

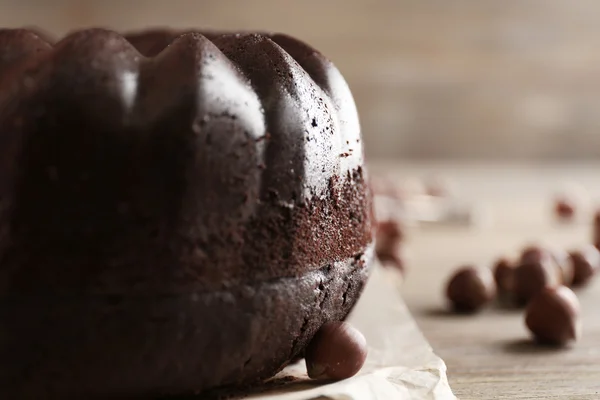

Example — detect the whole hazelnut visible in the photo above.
[555,197,575,220]
[519,245,572,286]
[305,321,368,380]
[525,286,581,346]
[570,245,600,287]
[446,266,496,312]
[513,259,561,305]
[520,245,551,264]
[493,257,515,293]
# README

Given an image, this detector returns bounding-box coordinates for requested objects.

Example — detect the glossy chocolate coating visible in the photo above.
[0,28,373,398]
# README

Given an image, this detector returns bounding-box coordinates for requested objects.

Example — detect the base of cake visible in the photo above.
[0,245,373,399]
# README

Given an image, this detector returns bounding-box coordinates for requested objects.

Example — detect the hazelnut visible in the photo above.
[375,220,404,272]
[593,211,600,251]
[519,245,572,286]
[552,248,575,287]
[378,244,406,273]
[570,245,600,287]
[376,220,402,243]
[446,266,496,312]
[493,257,515,293]
[513,259,561,305]
[555,197,575,220]
[520,245,551,264]
[525,286,581,346]
[305,321,368,380]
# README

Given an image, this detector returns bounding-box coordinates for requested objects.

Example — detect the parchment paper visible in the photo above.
[236,266,456,400]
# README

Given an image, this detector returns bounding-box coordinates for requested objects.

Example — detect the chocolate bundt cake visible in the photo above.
[0,28,374,398]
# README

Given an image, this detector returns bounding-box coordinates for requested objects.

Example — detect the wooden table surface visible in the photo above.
[370,162,600,400]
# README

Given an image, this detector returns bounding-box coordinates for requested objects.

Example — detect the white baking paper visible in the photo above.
[235,266,456,400]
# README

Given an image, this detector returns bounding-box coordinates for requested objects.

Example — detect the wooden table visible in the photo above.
[370,162,600,400]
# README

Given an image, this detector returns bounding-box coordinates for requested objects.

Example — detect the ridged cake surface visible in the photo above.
[0,28,373,398]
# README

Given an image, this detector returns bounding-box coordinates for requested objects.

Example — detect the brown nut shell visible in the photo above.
[518,245,572,285]
[555,197,576,220]
[525,286,581,346]
[552,248,575,287]
[375,220,404,272]
[493,257,515,293]
[570,245,600,287]
[375,220,402,244]
[446,266,496,312]
[513,259,561,305]
[520,245,550,264]
[594,211,600,251]
[378,243,406,273]
[305,321,368,380]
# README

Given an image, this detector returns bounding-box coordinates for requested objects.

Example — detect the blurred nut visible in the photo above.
[525,286,581,346]
[493,257,515,293]
[305,321,368,380]
[570,245,600,287]
[519,245,572,286]
[376,220,402,243]
[375,220,405,272]
[552,248,575,287]
[520,245,552,264]
[378,243,406,273]
[554,197,575,220]
[593,211,600,251]
[513,259,561,305]
[446,266,496,313]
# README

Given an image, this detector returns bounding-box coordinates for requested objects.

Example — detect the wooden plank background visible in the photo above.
[2,0,600,160]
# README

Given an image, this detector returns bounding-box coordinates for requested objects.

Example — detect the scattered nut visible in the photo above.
[493,257,515,293]
[375,220,405,272]
[553,248,575,287]
[375,220,403,243]
[446,266,496,312]
[525,286,581,346]
[425,175,454,198]
[519,245,572,286]
[593,211,600,251]
[305,321,368,380]
[555,197,575,220]
[520,245,551,264]
[570,245,600,287]
[513,259,561,305]
[378,243,406,273]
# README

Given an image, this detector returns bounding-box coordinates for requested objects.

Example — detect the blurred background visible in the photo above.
[3,0,600,161]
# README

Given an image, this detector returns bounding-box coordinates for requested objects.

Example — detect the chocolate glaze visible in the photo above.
[0,28,373,397]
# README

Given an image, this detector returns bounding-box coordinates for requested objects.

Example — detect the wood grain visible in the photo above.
[371,162,600,399]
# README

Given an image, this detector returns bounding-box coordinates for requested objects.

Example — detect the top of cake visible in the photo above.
[0,28,363,186]
[0,28,371,294]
